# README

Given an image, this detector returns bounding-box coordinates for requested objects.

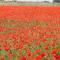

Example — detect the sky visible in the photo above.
[17,0,53,2]
[5,0,53,3]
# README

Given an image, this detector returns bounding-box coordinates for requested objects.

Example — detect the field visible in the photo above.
[0,6,60,60]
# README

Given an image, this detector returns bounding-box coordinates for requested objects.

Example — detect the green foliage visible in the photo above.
[4,55,9,60]
[0,50,7,56]
[49,46,53,50]
[22,49,26,55]
[56,52,60,55]
[10,49,15,54]
[35,45,41,50]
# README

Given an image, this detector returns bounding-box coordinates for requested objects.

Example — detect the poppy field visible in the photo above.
[0,6,60,60]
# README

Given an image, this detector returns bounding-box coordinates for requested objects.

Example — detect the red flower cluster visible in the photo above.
[0,6,60,60]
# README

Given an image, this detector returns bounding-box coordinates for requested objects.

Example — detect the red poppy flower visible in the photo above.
[1,57,5,60]
[22,56,27,60]
[4,47,9,51]
[36,53,46,60]
[51,50,57,55]
[34,50,40,54]
[54,55,60,59]
[27,51,31,56]
[40,53,46,57]
[45,46,49,50]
